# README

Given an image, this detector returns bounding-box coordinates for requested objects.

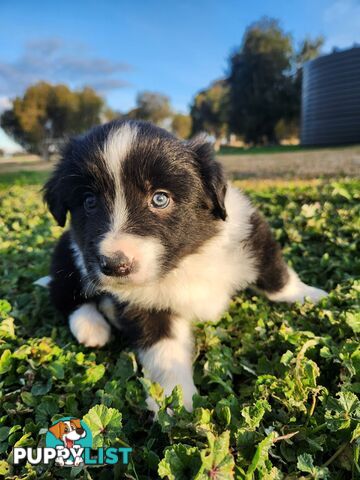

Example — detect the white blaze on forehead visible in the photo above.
[102,123,138,232]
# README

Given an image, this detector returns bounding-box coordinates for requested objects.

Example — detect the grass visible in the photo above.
[0,172,359,479]
[218,144,359,155]
[0,171,50,188]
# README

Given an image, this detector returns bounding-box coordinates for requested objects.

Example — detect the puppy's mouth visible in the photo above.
[65,438,74,448]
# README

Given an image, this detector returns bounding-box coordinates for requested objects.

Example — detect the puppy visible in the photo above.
[44,120,327,412]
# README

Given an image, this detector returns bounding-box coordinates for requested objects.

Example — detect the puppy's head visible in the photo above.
[49,419,85,447]
[44,120,227,288]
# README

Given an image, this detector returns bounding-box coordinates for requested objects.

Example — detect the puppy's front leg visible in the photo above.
[249,210,328,304]
[69,303,111,347]
[136,315,197,413]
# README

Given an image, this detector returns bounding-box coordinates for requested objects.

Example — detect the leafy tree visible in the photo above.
[228,18,293,144]
[190,80,229,138]
[171,113,192,139]
[1,82,105,154]
[128,91,172,126]
[75,87,104,131]
[296,36,324,66]
[227,19,324,145]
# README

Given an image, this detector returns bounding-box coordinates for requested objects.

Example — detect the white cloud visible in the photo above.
[0,38,132,98]
[323,0,360,50]
[0,96,11,112]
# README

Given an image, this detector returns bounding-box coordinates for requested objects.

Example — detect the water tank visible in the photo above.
[301,46,360,146]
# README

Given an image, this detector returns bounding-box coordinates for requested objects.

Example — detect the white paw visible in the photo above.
[74,456,83,466]
[145,383,197,415]
[69,304,111,347]
[296,285,328,304]
[267,268,328,304]
[55,457,65,466]
[146,396,160,415]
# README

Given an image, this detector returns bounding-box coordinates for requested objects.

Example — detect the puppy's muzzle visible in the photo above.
[98,253,133,277]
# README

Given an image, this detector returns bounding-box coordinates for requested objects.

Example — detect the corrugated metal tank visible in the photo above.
[301,46,360,146]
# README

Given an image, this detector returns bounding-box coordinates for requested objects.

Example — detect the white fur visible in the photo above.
[107,185,258,322]
[139,317,197,412]
[97,296,121,328]
[70,238,88,277]
[33,275,52,288]
[69,303,111,347]
[266,267,328,303]
[102,124,138,234]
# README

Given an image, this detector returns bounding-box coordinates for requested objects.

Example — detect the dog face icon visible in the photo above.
[45,417,95,467]
[49,418,86,465]
[49,418,86,448]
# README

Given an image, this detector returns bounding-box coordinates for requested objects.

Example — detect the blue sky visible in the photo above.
[0,0,359,114]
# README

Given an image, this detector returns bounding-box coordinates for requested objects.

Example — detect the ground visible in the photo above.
[1,144,360,179]
[0,167,359,479]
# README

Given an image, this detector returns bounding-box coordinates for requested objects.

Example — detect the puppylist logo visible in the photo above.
[13,416,132,467]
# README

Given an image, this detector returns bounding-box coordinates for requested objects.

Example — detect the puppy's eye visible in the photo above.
[84,193,97,213]
[151,191,170,209]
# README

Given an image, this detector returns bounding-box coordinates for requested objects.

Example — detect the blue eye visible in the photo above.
[151,191,170,209]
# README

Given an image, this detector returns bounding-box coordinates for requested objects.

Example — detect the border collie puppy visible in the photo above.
[44,119,327,412]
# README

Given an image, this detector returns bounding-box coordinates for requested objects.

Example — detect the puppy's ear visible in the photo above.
[187,134,227,221]
[43,172,68,227]
[72,419,81,429]
[49,422,63,439]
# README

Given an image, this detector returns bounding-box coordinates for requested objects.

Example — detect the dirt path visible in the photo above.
[1,146,360,178]
[218,145,360,178]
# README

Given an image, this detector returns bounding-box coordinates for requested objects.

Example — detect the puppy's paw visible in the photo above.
[55,457,65,467]
[145,384,197,418]
[69,304,111,347]
[296,285,328,304]
[267,268,328,305]
[182,385,198,413]
[74,456,83,466]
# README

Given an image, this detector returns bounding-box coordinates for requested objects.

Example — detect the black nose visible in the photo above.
[76,427,84,435]
[98,253,133,277]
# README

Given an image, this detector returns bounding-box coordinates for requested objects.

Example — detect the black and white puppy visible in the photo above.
[44,119,327,412]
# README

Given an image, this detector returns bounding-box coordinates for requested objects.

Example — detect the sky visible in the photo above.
[0,0,359,117]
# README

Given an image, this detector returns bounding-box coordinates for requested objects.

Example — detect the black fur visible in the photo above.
[248,211,289,292]
[115,306,173,350]
[49,231,97,316]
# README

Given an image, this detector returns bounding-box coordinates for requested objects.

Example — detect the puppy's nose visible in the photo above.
[98,253,133,277]
[76,427,84,435]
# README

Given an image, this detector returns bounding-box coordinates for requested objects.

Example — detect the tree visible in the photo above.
[228,18,293,144]
[289,36,324,122]
[190,80,229,138]
[1,82,105,154]
[171,113,192,139]
[296,36,324,66]
[127,91,172,126]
